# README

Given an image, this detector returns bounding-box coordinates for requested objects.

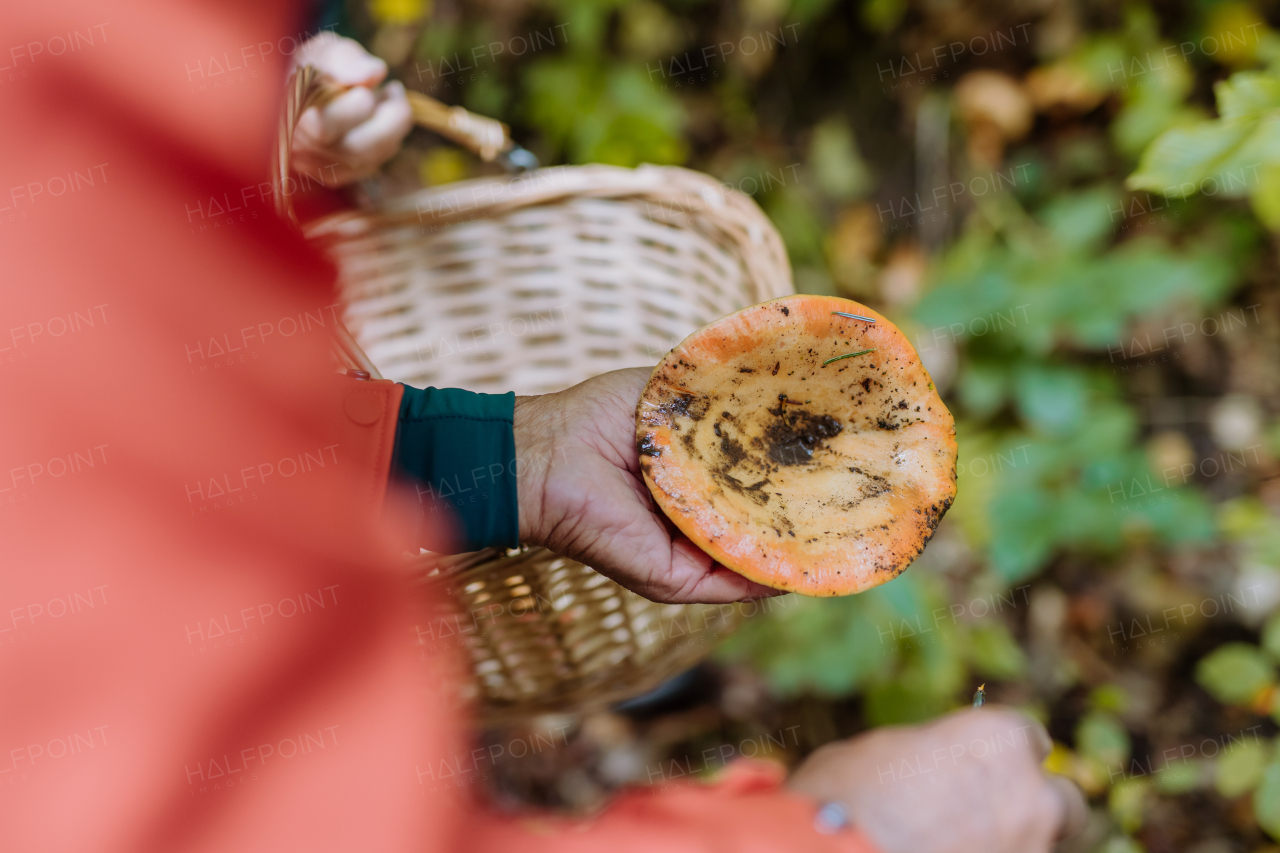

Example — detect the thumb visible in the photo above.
[660,535,783,603]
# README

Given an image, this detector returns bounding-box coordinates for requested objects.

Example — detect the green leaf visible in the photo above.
[1039,188,1118,252]
[1217,72,1280,121]
[859,0,906,33]
[957,361,1009,420]
[1112,100,1201,162]
[1216,739,1271,797]
[764,186,828,266]
[1090,684,1129,714]
[1127,68,1280,204]
[1109,776,1148,833]
[1254,753,1280,840]
[1077,710,1131,768]
[966,622,1028,680]
[1250,163,1280,229]
[1128,120,1252,195]
[617,1,685,60]
[1013,365,1088,437]
[522,59,686,167]
[1219,496,1275,539]
[1156,760,1206,795]
[1262,613,1280,662]
[808,119,871,201]
[988,487,1057,583]
[1195,643,1275,706]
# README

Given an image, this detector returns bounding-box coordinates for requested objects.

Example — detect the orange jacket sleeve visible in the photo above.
[472,760,878,853]
[0,2,879,851]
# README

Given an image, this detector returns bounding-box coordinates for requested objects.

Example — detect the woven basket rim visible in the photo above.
[305,164,793,320]
[307,163,781,232]
[282,75,794,721]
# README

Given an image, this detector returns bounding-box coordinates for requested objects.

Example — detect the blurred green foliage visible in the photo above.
[716,13,1268,726]
[1196,642,1273,706]
[1216,738,1268,797]
[372,0,1280,846]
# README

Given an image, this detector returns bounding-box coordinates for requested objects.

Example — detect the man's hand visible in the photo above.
[514,367,782,604]
[290,33,413,186]
[787,707,1089,853]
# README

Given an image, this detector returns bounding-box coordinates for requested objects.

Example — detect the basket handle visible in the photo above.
[405,89,512,162]
[273,65,519,224]
[271,66,532,380]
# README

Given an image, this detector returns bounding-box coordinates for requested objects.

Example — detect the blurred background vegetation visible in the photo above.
[339,0,1280,849]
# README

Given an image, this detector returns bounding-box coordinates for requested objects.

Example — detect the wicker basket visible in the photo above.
[279,67,794,721]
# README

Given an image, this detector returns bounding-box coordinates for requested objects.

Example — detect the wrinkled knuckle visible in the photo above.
[981,708,1037,739]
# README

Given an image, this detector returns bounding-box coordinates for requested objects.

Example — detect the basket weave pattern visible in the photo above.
[287,69,794,719]
[307,164,792,394]
[411,548,746,719]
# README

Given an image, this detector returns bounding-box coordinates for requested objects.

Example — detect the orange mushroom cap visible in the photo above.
[636,294,958,597]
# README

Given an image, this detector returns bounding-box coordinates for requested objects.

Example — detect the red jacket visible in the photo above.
[0,2,878,850]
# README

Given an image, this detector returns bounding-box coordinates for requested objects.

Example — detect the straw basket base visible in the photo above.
[308,164,794,720]
[415,548,741,724]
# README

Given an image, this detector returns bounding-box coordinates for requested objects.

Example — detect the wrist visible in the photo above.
[512,394,554,546]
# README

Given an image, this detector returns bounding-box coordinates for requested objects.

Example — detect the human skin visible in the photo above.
[787,707,1089,853]
[287,41,1086,851]
[290,33,414,186]
[513,367,780,604]
[514,372,1087,851]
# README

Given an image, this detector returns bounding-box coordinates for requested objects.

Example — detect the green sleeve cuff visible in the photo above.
[390,385,518,553]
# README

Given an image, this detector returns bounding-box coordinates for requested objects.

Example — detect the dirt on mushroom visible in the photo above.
[636,294,958,597]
